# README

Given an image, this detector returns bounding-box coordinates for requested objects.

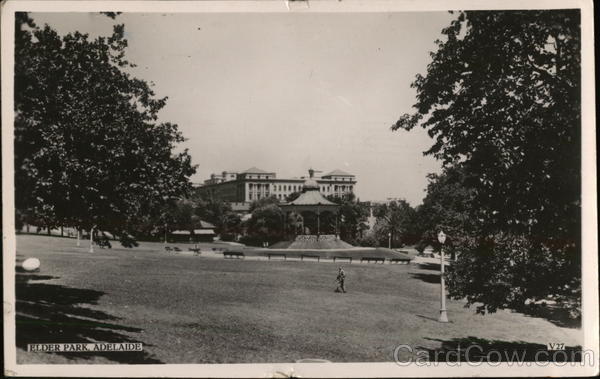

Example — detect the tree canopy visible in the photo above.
[245,196,286,245]
[413,166,477,252]
[394,10,581,316]
[327,193,369,244]
[14,13,196,242]
[372,199,418,248]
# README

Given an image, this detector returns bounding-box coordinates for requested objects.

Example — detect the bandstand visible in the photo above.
[280,169,340,238]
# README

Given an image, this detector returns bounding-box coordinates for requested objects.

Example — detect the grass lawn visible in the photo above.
[13,234,582,364]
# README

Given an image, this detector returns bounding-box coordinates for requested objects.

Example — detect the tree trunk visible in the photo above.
[77,229,81,247]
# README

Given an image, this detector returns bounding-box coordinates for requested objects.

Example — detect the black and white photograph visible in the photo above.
[2,0,597,377]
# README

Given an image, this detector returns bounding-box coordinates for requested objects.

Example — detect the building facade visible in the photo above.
[195,167,356,203]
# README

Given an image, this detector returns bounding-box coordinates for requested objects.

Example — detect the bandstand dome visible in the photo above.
[302,177,319,191]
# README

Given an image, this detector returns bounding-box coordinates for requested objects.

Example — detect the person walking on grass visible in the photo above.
[335,267,346,293]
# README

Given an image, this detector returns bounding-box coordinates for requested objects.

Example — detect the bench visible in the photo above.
[333,256,352,263]
[268,253,286,261]
[223,251,245,259]
[189,247,201,253]
[361,257,385,264]
[389,258,411,265]
[173,247,182,252]
[164,246,173,252]
[300,254,320,262]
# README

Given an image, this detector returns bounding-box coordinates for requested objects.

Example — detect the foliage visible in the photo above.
[413,166,477,255]
[326,193,369,244]
[218,213,242,241]
[372,199,418,247]
[245,197,285,245]
[170,198,201,232]
[14,13,196,244]
[393,10,581,315]
[192,195,239,235]
[248,196,280,212]
[356,232,381,248]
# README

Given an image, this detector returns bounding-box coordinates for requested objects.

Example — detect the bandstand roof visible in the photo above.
[281,169,340,212]
[286,190,337,206]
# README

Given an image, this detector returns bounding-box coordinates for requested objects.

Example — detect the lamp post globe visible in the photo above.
[438,230,449,323]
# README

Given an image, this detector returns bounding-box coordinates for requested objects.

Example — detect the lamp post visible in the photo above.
[437,230,449,323]
[388,232,392,249]
[89,226,95,253]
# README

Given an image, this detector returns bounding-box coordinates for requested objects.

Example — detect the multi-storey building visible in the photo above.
[195,167,356,204]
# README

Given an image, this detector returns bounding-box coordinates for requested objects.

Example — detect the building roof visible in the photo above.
[193,229,215,235]
[230,202,251,212]
[198,220,215,229]
[242,167,273,174]
[323,169,354,177]
[171,230,191,235]
[172,228,215,235]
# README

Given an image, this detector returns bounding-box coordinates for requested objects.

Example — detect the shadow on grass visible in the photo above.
[417,262,441,271]
[415,314,449,323]
[412,261,581,329]
[518,303,581,329]
[410,272,440,284]
[16,272,162,363]
[419,337,582,362]
[411,263,442,283]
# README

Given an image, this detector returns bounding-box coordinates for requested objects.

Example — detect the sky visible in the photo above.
[30,11,455,205]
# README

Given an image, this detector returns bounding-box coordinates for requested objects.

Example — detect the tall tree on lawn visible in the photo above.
[393,10,581,317]
[14,13,196,247]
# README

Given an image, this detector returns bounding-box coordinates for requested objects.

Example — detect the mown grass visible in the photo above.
[14,234,582,364]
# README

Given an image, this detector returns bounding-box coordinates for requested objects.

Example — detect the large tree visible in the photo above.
[14,13,196,244]
[393,10,581,316]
